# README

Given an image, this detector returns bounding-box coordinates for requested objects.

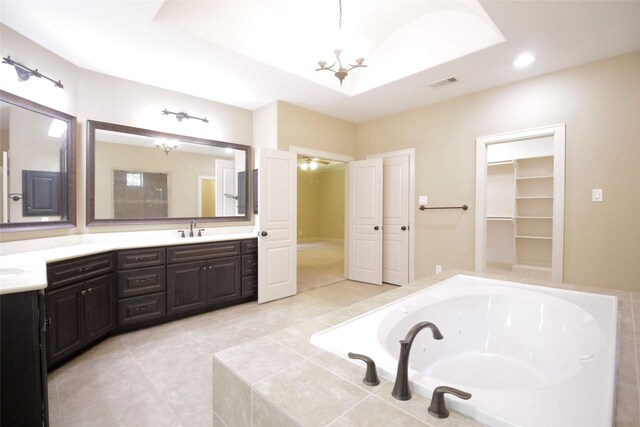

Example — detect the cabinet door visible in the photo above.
[84,273,116,342]
[207,257,241,306]
[167,261,207,314]
[46,282,86,365]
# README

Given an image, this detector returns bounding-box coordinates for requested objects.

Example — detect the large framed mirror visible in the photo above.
[0,90,76,231]
[86,120,251,225]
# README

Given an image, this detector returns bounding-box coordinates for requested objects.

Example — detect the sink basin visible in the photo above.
[0,268,25,277]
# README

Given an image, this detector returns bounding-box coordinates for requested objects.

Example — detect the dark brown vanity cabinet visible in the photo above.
[166,241,244,315]
[45,254,116,367]
[1,291,48,427]
[241,239,258,298]
[116,247,167,328]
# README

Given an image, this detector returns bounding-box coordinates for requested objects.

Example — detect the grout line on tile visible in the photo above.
[307,353,378,395]
[323,392,370,426]
[126,343,183,426]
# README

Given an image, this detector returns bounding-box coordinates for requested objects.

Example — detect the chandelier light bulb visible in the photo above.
[309,161,318,171]
[300,162,308,171]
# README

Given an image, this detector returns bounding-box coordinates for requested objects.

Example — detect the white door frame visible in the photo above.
[289,145,354,281]
[367,149,416,284]
[475,124,565,283]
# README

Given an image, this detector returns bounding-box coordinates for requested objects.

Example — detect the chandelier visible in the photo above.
[316,0,366,86]
[154,138,179,155]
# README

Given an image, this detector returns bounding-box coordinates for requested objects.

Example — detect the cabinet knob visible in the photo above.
[80,290,86,296]
[87,287,93,294]
[401,226,407,231]
[374,226,379,231]
[260,231,268,237]
[202,266,207,271]
[208,265,213,270]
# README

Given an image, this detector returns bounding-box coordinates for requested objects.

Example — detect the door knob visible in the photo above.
[260,231,268,237]
[374,226,379,231]
[401,226,407,231]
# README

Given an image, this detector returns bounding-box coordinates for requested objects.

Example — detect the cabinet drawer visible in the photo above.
[241,254,258,276]
[167,241,240,263]
[117,248,165,270]
[47,253,115,289]
[117,266,166,298]
[117,293,166,327]
[241,239,258,254]
[242,275,257,298]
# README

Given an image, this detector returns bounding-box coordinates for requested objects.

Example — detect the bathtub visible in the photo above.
[310,275,618,426]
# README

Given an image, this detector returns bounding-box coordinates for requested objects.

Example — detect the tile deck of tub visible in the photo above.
[212,271,640,427]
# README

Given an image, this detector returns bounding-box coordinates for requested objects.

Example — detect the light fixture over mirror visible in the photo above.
[0,90,76,231]
[86,120,251,225]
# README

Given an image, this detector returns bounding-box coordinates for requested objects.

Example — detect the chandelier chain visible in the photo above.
[339,0,342,30]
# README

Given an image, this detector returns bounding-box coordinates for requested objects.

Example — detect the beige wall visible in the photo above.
[357,52,640,291]
[277,101,356,156]
[297,166,345,241]
[0,24,254,242]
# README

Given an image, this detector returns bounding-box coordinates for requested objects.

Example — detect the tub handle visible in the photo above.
[347,352,380,386]
[428,386,472,419]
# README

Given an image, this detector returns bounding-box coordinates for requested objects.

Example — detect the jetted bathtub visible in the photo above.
[310,275,618,426]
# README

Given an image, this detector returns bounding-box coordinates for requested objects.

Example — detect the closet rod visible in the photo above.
[419,204,468,211]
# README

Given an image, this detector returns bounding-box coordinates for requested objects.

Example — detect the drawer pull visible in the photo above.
[87,287,93,294]
[135,278,152,284]
[135,305,152,311]
[78,266,92,273]
[133,256,152,261]
[80,290,86,296]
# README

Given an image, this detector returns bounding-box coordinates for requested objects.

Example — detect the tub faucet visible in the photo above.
[189,220,196,237]
[391,321,443,401]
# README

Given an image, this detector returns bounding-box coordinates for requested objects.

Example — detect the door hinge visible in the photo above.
[43,317,52,331]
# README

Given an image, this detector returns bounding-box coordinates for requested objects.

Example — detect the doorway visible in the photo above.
[296,156,346,293]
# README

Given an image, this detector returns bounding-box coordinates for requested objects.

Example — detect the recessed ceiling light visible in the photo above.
[513,53,536,68]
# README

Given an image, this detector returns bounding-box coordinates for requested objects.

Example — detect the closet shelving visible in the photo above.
[486,155,554,279]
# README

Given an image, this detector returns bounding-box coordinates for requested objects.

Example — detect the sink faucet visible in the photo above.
[391,321,443,401]
[189,220,196,237]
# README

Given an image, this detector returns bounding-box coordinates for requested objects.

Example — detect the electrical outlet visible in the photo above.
[435,264,442,274]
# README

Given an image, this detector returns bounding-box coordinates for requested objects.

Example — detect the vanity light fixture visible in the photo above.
[513,53,536,68]
[315,0,366,86]
[2,56,64,88]
[162,108,209,123]
[154,138,179,155]
[299,157,327,171]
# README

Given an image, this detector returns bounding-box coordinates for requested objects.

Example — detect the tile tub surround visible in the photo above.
[213,271,640,427]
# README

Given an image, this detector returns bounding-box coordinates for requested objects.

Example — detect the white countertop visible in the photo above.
[0,231,258,295]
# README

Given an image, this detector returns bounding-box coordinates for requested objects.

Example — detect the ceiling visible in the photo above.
[1,1,639,123]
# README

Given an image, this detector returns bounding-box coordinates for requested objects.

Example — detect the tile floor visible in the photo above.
[48,271,640,427]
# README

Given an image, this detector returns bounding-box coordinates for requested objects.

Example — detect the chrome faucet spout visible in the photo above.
[189,220,196,237]
[391,321,443,401]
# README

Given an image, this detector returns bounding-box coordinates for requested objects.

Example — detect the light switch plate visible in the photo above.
[419,196,428,205]
[592,188,603,202]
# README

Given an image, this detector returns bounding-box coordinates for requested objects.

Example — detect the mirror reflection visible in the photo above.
[88,122,250,224]
[0,94,73,227]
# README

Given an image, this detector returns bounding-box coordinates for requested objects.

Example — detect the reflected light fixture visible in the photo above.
[2,56,64,88]
[162,108,209,123]
[48,119,67,138]
[316,0,366,86]
[154,138,179,155]
[513,53,536,68]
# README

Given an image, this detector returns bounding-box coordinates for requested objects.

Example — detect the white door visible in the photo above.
[258,148,297,303]
[215,159,236,216]
[348,159,383,285]
[380,155,409,285]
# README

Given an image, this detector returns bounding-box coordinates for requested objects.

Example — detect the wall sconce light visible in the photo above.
[154,138,179,155]
[2,56,64,88]
[162,108,209,123]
